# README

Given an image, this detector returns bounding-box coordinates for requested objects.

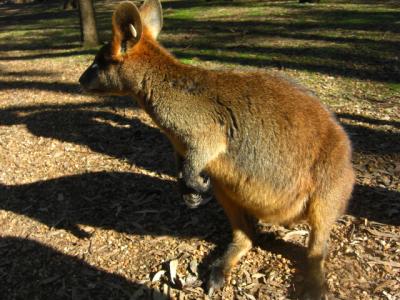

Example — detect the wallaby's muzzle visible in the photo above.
[79,63,100,92]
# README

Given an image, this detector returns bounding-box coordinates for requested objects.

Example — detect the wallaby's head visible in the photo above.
[79,0,163,96]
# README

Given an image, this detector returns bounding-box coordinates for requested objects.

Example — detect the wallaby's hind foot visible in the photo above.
[302,231,328,300]
[207,258,227,296]
[207,189,254,293]
[300,280,327,300]
[300,255,327,300]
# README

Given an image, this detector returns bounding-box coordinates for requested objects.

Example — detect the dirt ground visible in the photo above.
[0,0,399,299]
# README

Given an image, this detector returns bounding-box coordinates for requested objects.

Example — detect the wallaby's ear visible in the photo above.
[111,1,143,58]
[140,0,163,40]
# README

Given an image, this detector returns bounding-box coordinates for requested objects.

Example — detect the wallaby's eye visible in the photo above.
[91,63,99,70]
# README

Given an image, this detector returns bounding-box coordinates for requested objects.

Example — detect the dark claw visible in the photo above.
[182,167,211,193]
[202,175,211,190]
[182,193,203,209]
[186,175,210,193]
[178,176,213,208]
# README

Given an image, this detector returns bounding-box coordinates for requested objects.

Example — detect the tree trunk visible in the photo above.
[64,0,78,10]
[78,0,99,47]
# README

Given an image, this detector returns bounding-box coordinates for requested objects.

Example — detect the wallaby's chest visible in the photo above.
[139,105,188,156]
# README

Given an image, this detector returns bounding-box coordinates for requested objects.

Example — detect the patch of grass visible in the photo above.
[165,7,205,20]
[387,83,400,92]
[179,58,197,65]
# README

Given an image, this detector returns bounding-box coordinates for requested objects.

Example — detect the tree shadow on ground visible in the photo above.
[0,236,164,300]
[0,49,97,61]
[163,16,399,83]
[162,0,248,10]
[0,4,74,25]
[0,1,101,53]
[0,80,82,94]
[336,113,400,225]
[338,112,400,129]
[1,1,399,83]
[160,2,400,82]
[339,114,400,155]
[350,185,399,226]
[0,70,57,77]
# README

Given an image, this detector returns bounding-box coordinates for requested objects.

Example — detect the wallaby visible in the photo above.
[79,1,355,299]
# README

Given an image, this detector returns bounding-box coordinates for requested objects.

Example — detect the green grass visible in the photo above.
[165,7,203,19]
[387,83,400,92]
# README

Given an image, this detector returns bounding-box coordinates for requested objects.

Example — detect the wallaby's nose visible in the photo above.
[79,64,100,91]
[78,71,88,87]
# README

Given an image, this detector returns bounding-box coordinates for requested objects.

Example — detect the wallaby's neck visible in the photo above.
[132,37,204,107]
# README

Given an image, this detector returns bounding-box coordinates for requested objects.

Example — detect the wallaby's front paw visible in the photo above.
[182,193,203,209]
[184,173,211,193]
[182,192,213,209]
[177,176,212,208]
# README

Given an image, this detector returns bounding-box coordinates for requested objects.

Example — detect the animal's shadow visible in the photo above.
[0,98,176,177]
[257,232,308,299]
[0,171,227,240]
[0,236,164,300]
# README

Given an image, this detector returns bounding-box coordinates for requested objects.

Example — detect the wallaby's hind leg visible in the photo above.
[208,189,254,294]
[303,184,351,300]
[303,209,332,300]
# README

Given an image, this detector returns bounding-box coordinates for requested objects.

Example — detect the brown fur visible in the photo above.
[79,1,355,298]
